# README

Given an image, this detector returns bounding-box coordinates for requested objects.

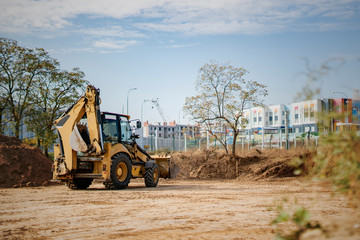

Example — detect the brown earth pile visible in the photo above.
[0,135,53,188]
[172,148,312,180]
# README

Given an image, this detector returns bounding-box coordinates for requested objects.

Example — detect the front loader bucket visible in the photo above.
[153,155,179,178]
[169,162,180,178]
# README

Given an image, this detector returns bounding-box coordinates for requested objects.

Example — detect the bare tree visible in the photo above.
[184,61,268,155]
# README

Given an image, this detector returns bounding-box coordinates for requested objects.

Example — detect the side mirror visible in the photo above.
[136,120,142,129]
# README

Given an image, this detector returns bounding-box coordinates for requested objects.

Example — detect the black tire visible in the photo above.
[105,153,132,190]
[67,178,93,190]
[145,163,159,187]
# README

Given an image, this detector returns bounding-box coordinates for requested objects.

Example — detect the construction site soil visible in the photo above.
[0,135,52,188]
[0,135,359,239]
[0,134,311,188]
[171,148,312,180]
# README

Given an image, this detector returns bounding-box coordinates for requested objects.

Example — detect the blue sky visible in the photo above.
[1,0,359,124]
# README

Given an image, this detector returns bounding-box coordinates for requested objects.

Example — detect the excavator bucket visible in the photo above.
[69,125,88,152]
[153,155,179,178]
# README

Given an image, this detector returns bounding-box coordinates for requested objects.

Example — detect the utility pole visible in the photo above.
[285,110,289,150]
[141,99,152,123]
[127,88,137,115]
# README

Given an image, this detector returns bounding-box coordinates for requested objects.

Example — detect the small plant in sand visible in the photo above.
[272,198,324,240]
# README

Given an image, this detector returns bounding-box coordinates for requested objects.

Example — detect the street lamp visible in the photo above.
[332,91,348,98]
[127,88,137,115]
[141,99,152,123]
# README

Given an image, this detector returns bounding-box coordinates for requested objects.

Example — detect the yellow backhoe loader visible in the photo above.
[52,85,179,189]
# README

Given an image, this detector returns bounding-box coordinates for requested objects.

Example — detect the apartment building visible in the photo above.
[242,104,288,133]
[290,99,324,133]
[142,121,200,139]
[240,98,360,134]
[330,98,360,131]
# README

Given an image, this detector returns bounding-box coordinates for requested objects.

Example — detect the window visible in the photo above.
[269,112,273,122]
[275,116,278,121]
[310,104,315,120]
[254,117,257,122]
[304,105,309,118]
[294,106,300,123]
[282,120,285,125]
[282,111,285,116]
[258,117,262,122]
[120,116,131,142]
[295,113,299,124]
[102,118,119,144]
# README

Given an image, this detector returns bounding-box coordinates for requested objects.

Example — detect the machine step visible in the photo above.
[74,173,102,178]
[77,156,103,162]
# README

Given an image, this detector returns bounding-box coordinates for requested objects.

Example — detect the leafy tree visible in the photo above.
[25,68,87,156]
[0,37,56,138]
[0,37,88,156]
[184,61,268,155]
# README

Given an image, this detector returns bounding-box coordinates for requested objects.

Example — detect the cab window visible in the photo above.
[102,114,119,144]
[119,116,131,142]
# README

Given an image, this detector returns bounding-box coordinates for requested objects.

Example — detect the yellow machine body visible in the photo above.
[52,85,174,190]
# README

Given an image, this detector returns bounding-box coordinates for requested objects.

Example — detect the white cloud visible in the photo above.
[93,39,139,51]
[0,0,358,37]
[76,26,146,38]
[164,43,200,48]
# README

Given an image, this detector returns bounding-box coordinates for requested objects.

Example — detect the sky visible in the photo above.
[1,0,360,125]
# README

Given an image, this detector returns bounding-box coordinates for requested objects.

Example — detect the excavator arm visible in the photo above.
[53,85,103,174]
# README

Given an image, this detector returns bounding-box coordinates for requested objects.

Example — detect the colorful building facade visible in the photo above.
[241,98,360,134]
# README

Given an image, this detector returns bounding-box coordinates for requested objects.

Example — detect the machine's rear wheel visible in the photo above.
[145,163,159,187]
[105,153,132,189]
[66,178,93,190]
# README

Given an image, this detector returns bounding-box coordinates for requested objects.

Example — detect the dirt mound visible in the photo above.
[172,148,312,180]
[0,135,53,188]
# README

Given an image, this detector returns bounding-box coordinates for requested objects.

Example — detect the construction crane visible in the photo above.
[151,98,167,123]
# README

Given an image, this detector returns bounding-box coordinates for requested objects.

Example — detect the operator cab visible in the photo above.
[101,112,141,145]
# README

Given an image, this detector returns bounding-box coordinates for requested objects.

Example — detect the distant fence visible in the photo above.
[137,136,185,152]
[137,132,320,152]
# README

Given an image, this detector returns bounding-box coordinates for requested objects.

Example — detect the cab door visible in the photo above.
[102,113,120,144]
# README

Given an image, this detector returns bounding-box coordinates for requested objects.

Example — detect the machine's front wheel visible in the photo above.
[106,153,132,189]
[145,163,159,187]
[67,178,93,190]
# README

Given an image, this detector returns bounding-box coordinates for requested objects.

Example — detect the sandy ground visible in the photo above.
[0,179,359,240]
